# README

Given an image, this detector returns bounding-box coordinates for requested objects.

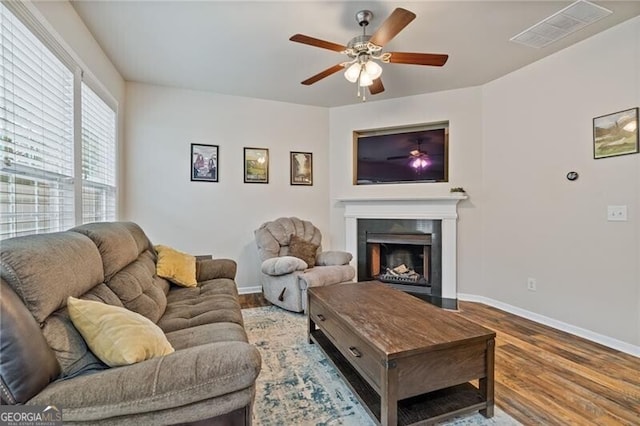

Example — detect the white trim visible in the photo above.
[458,293,640,357]
[238,286,262,295]
[337,195,467,202]
[341,196,465,299]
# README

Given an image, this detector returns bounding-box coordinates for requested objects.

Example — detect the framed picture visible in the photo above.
[290,151,313,185]
[244,147,269,183]
[191,143,218,182]
[593,107,639,159]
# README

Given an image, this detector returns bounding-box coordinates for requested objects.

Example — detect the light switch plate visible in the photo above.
[607,205,627,221]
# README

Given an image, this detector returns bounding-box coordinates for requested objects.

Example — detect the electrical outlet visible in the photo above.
[527,278,537,291]
[607,205,627,221]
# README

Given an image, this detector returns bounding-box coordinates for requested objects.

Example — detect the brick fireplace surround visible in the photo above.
[340,195,466,309]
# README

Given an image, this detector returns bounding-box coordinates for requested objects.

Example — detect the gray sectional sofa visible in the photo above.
[0,221,261,425]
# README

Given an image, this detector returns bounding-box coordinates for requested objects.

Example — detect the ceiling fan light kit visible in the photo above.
[289,7,449,102]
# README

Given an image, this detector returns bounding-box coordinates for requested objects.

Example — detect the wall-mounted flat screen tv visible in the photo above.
[354,123,448,185]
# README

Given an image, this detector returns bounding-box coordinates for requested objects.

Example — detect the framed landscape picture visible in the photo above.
[593,107,639,159]
[290,151,313,185]
[244,147,269,183]
[191,143,218,182]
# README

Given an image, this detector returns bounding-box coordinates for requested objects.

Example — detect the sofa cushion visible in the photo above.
[155,245,197,287]
[0,280,60,404]
[165,322,248,350]
[41,308,109,379]
[104,250,168,323]
[0,232,104,323]
[68,297,174,367]
[71,222,147,281]
[38,283,123,378]
[157,279,243,333]
[261,256,307,276]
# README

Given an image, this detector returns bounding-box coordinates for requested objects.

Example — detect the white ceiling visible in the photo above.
[70,1,640,108]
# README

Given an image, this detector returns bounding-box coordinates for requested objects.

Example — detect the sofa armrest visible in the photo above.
[316,250,353,266]
[29,341,261,423]
[261,256,308,276]
[298,265,356,291]
[196,258,237,282]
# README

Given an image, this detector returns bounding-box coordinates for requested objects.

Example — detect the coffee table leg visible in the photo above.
[480,338,495,417]
[307,293,314,344]
[381,362,399,426]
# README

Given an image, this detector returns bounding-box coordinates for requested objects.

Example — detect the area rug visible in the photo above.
[242,306,520,426]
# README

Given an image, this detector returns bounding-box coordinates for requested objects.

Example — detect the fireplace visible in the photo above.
[367,232,432,286]
[341,195,465,309]
[357,218,442,300]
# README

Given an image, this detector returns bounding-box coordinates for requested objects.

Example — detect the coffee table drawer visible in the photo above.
[309,302,381,390]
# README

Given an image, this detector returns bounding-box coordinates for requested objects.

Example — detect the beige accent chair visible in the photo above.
[254,217,355,312]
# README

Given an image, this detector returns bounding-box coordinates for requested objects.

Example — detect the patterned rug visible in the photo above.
[242,306,520,426]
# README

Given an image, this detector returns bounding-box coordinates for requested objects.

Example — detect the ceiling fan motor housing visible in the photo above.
[355,10,373,27]
[347,35,373,56]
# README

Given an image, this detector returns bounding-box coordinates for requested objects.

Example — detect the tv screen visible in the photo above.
[355,125,448,185]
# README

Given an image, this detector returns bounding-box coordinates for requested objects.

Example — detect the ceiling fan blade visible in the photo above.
[369,78,385,95]
[388,52,449,66]
[289,34,347,52]
[369,8,416,47]
[301,64,344,85]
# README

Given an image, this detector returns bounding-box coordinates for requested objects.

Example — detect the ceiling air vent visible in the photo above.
[510,0,612,48]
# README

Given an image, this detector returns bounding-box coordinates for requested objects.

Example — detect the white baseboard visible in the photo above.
[238,285,262,295]
[458,293,640,358]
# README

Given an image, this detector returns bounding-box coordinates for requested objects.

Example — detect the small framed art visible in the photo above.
[191,143,218,182]
[593,107,638,159]
[290,151,313,186]
[244,147,269,183]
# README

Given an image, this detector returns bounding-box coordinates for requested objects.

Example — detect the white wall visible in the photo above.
[482,17,640,346]
[124,83,330,291]
[326,17,639,348]
[328,87,485,296]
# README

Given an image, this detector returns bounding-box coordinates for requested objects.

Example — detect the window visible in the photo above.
[0,3,117,240]
[81,83,116,223]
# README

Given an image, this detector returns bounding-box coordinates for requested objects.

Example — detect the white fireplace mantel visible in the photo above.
[339,195,466,301]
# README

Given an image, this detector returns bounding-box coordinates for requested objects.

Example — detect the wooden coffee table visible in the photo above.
[307,281,495,426]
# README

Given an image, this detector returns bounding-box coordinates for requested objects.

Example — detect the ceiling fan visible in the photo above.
[289,8,449,100]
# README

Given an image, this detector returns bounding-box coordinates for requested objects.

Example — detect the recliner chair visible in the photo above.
[254,217,355,312]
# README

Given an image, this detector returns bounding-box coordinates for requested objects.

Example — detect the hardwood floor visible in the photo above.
[456,301,640,426]
[239,293,640,425]
[238,292,269,309]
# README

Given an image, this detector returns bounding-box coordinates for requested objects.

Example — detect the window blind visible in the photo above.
[0,4,75,239]
[81,82,116,224]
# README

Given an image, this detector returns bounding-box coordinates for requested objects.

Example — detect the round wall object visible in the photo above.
[566,171,579,181]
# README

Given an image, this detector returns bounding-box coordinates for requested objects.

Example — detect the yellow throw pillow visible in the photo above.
[67,297,174,367]
[155,244,197,287]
